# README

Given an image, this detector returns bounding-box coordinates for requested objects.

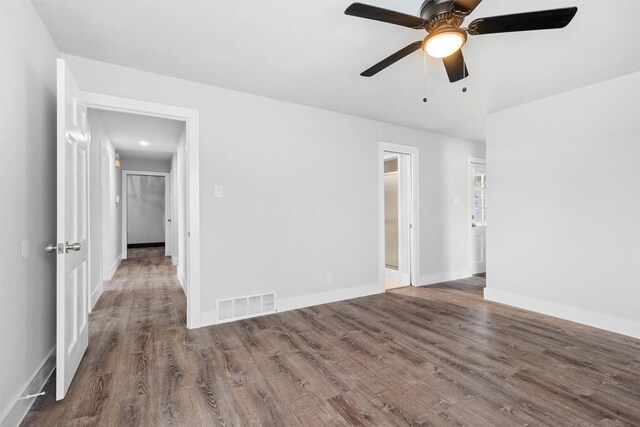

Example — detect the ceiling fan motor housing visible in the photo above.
[420,0,466,32]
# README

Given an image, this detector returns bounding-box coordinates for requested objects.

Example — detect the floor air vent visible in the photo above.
[216,292,276,324]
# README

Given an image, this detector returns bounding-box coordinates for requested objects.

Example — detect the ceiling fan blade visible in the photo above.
[442,50,469,82]
[452,0,482,15]
[467,7,578,35]
[345,3,428,29]
[361,41,423,77]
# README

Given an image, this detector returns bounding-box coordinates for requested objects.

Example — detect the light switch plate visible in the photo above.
[215,185,223,198]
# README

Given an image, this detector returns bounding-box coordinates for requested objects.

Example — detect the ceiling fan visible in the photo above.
[345,0,578,82]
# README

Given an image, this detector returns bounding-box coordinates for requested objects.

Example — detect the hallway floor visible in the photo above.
[126,245,167,259]
[22,257,640,426]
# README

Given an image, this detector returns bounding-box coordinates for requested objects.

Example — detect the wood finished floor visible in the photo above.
[23,253,640,426]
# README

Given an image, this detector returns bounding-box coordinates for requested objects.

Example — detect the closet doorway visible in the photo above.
[380,142,419,291]
[122,171,171,259]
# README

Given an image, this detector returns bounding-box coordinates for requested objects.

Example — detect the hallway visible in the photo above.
[22,260,640,426]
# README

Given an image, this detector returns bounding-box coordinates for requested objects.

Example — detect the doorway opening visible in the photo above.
[122,171,171,260]
[379,142,420,291]
[83,92,201,329]
[87,107,185,290]
[469,158,486,275]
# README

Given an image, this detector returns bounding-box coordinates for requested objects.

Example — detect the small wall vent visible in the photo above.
[216,292,276,324]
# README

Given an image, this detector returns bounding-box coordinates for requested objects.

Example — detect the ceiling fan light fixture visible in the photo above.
[423,29,466,58]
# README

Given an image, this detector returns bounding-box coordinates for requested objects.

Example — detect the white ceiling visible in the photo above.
[35,0,639,142]
[89,108,184,160]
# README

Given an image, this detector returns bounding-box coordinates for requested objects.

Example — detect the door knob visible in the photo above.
[65,242,81,253]
[44,243,57,253]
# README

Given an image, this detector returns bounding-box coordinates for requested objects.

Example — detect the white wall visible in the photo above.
[175,127,188,287]
[106,142,122,277]
[419,137,484,283]
[171,153,179,266]
[62,54,484,323]
[486,72,640,338]
[120,156,171,172]
[0,1,58,425]
[127,175,166,244]
[87,116,102,307]
[89,115,123,283]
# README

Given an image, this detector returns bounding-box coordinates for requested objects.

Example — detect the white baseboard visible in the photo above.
[385,268,410,284]
[90,281,104,311]
[177,270,185,290]
[385,268,400,280]
[0,347,55,427]
[193,310,217,329]
[485,288,640,339]
[107,254,122,280]
[192,283,383,330]
[418,270,472,286]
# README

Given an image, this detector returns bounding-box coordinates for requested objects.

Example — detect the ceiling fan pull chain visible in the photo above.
[422,51,428,103]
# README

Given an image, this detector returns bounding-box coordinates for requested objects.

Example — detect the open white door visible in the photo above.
[56,59,90,400]
[470,161,487,274]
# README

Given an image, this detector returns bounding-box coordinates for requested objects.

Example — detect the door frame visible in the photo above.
[379,141,420,290]
[468,157,486,274]
[83,91,201,329]
[121,170,171,259]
